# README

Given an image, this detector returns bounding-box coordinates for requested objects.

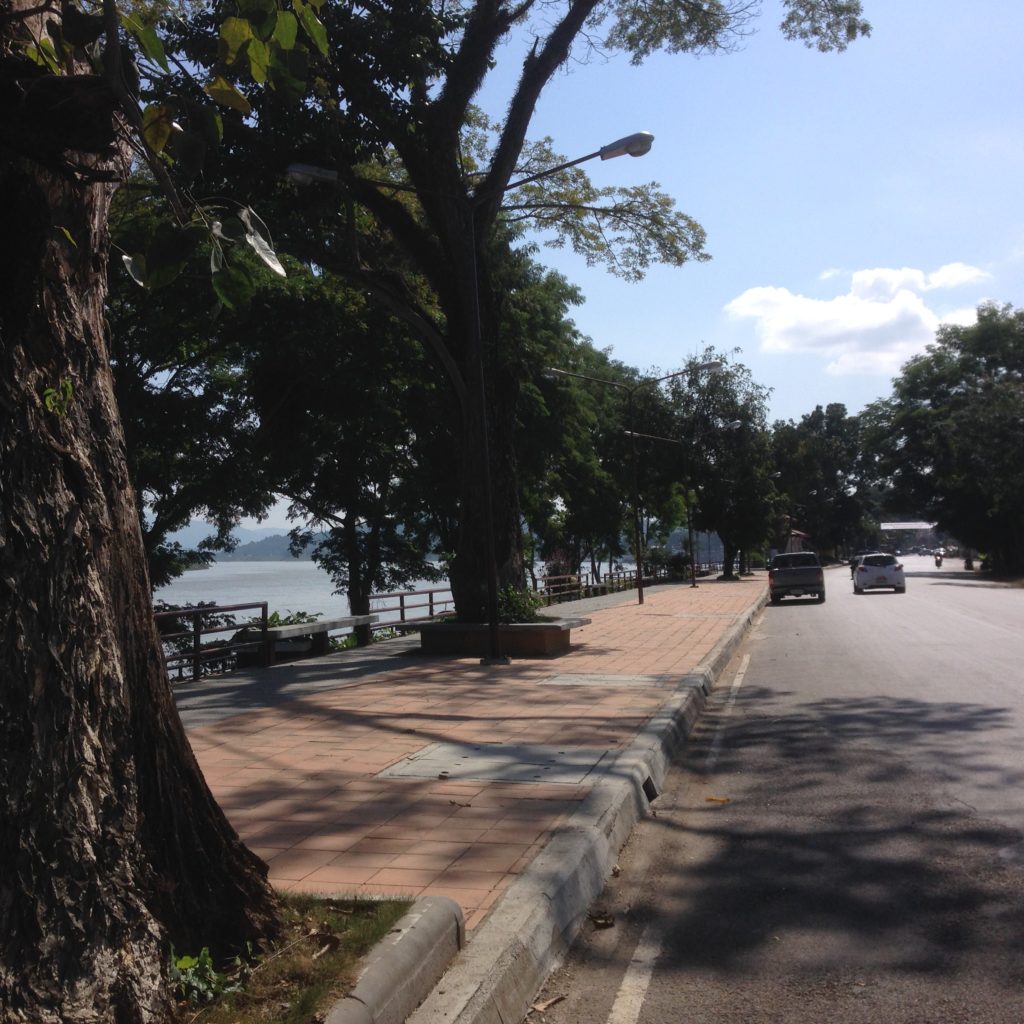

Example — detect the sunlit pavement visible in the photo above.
[183,577,766,932]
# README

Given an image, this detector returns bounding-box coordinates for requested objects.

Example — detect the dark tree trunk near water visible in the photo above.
[0,56,278,1024]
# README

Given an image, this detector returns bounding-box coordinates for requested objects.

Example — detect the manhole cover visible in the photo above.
[543,673,671,687]
[378,741,612,784]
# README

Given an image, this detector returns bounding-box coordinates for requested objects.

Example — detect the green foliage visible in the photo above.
[41,378,73,416]
[497,585,543,624]
[169,946,244,1006]
[865,303,1024,574]
[266,609,322,627]
[771,402,874,555]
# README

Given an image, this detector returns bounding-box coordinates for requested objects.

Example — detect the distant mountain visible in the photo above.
[217,533,321,561]
[166,522,295,549]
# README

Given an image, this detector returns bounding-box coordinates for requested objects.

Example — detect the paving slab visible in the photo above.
[177,576,767,1020]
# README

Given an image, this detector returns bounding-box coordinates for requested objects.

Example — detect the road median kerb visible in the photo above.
[405,586,768,1024]
[326,896,465,1024]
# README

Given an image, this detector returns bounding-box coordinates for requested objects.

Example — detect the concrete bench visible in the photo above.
[261,614,378,665]
[417,616,592,657]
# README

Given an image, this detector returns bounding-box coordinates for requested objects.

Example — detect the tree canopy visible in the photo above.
[864,303,1024,574]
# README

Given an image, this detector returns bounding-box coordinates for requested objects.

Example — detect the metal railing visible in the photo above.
[154,602,268,682]
[369,586,455,630]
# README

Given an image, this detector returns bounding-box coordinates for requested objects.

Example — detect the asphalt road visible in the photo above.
[528,558,1024,1023]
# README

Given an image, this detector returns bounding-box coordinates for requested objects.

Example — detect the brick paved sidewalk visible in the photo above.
[184,578,765,932]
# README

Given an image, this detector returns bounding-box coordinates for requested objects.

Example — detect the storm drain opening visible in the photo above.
[642,775,660,803]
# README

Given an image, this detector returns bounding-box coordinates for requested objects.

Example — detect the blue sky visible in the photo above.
[244,1,1023,530]
[480,0,1024,425]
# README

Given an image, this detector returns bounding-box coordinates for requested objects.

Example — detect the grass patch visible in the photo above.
[176,894,413,1024]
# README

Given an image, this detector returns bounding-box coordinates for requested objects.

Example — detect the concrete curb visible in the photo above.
[405,587,768,1024]
[326,896,465,1024]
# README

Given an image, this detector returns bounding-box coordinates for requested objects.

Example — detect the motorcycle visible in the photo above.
[934,552,943,568]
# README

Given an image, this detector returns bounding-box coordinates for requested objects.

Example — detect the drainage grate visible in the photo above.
[377,741,613,785]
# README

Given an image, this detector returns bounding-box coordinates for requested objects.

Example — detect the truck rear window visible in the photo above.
[771,553,820,568]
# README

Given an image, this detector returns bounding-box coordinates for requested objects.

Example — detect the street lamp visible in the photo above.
[289,132,655,662]
[545,360,721,604]
[469,133,654,660]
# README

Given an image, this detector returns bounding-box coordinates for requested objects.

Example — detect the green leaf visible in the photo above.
[204,76,252,115]
[136,24,169,72]
[237,0,278,38]
[211,263,256,310]
[26,38,61,73]
[295,0,328,57]
[141,104,176,155]
[268,45,308,101]
[247,36,270,84]
[272,11,298,50]
[57,226,77,248]
[219,16,253,65]
[120,13,170,72]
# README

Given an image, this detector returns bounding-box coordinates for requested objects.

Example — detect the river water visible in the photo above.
[153,560,445,621]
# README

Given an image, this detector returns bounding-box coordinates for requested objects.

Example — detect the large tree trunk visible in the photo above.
[0,115,277,1024]
[447,253,525,623]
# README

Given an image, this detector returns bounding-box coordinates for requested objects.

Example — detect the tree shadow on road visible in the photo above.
[643,686,1024,991]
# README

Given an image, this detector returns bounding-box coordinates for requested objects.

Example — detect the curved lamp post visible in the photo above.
[545,360,721,604]
[469,132,654,660]
[289,132,655,662]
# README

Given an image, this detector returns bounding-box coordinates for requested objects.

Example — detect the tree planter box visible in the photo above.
[417,617,591,658]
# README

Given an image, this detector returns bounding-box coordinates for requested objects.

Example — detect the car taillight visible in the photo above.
[857,565,867,572]
[816,569,823,583]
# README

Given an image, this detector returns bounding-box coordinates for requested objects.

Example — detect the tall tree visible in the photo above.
[670,351,776,577]
[864,303,1024,574]
[162,0,868,621]
[1,1,329,1017]
[771,403,873,556]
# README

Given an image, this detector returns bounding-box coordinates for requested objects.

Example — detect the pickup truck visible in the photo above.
[768,551,826,604]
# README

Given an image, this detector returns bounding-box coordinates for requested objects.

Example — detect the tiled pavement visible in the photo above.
[181,578,766,933]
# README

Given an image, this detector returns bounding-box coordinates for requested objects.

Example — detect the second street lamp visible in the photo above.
[286,131,655,661]
[546,360,721,604]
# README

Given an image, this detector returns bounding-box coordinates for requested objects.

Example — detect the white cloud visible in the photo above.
[725,263,989,377]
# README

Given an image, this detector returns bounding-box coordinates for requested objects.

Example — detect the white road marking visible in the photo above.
[703,653,750,771]
[606,922,664,1024]
[602,654,751,1024]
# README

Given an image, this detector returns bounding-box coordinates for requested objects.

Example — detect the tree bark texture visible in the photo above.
[0,106,278,1024]
[445,229,525,623]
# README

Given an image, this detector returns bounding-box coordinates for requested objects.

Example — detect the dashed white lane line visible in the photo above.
[606,922,665,1024]
[604,655,752,1024]
[704,652,750,770]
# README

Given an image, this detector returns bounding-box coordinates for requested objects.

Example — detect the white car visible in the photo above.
[853,553,906,594]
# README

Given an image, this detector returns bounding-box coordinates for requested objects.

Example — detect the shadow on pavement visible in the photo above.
[641,687,1024,988]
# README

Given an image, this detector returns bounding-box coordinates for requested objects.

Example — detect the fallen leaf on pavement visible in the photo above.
[705,796,731,804]
[531,994,566,1012]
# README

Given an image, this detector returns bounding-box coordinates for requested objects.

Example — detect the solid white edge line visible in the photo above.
[606,922,665,1024]
[703,652,750,771]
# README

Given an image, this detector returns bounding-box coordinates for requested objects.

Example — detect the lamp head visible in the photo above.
[286,162,339,186]
[599,131,655,160]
